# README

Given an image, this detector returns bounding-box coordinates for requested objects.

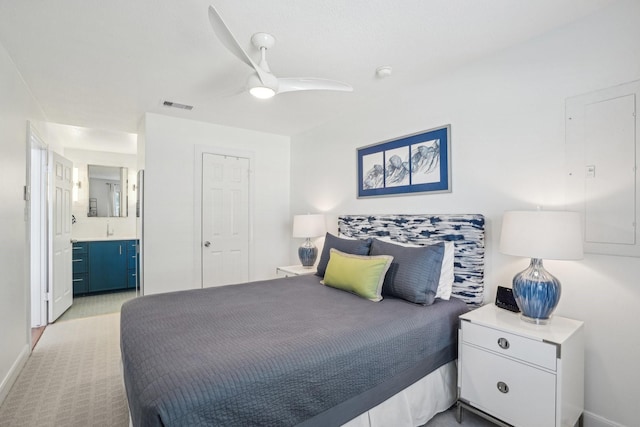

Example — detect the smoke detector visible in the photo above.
[375,66,393,79]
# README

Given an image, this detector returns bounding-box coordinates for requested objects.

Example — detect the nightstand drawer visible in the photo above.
[462,321,557,370]
[460,344,556,427]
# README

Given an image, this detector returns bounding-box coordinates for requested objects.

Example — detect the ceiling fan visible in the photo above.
[207,5,353,99]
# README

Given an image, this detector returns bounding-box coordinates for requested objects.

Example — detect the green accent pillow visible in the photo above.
[322,248,394,302]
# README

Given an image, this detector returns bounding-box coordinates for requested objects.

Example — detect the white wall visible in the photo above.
[290,1,639,426]
[140,113,290,295]
[63,148,137,240]
[0,41,47,404]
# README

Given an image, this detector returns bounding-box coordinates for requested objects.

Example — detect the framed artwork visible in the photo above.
[357,125,451,198]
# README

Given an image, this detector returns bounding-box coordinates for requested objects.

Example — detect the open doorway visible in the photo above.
[44,123,139,326]
[28,123,139,351]
[28,125,75,343]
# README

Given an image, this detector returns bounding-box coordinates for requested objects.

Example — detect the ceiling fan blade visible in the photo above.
[207,5,269,83]
[277,78,353,94]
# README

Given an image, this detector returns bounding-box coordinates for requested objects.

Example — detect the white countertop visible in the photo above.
[73,236,137,242]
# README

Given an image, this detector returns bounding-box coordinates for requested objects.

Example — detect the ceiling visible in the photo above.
[0,0,617,139]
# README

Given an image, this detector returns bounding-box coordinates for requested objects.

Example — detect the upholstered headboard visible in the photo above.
[338,214,485,306]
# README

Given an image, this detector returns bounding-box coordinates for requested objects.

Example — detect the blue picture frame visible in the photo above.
[357,125,451,198]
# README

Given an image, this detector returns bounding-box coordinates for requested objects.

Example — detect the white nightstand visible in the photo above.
[457,304,584,427]
[276,265,317,277]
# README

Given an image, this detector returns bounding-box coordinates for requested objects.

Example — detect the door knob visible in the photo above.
[204,241,211,247]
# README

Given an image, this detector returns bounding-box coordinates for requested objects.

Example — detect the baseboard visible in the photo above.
[584,410,625,427]
[0,344,30,407]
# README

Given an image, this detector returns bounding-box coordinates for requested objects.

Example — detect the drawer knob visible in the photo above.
[497,337,510,349]
[497,381,509,394]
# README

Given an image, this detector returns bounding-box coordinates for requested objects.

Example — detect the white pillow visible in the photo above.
[378,237,454,300]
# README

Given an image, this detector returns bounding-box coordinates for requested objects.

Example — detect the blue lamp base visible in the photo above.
[512,258,561,325]
[298,238,318,267]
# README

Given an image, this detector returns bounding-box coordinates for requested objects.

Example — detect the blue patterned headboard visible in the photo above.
[338,214,485,306]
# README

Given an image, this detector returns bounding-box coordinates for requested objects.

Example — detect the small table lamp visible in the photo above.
[292,214,326,267]
[499,210,583,324]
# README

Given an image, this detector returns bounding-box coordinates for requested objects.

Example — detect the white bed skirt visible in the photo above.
[342,360,457,427]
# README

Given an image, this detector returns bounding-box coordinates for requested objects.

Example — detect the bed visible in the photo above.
[121,214,485,426]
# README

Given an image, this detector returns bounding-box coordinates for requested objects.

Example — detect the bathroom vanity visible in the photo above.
[72,239,138,296]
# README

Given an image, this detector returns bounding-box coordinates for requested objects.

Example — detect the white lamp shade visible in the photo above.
[499,210,584,260]
[292,214,326,238]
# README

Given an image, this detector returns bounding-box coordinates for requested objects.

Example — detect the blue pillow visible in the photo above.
[316,233,373,277]
[369,238,444,305]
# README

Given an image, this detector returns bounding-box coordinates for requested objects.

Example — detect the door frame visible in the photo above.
[26,122,49,330]
[193,145,255,288]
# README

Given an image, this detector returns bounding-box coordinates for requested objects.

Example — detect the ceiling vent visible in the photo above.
[162,100,194,110]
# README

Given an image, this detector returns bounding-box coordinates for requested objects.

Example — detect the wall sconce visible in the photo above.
[72,167,80,201]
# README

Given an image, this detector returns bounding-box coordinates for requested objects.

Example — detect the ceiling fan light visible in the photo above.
[249,85,275,99]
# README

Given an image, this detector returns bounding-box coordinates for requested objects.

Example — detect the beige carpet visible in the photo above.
[0,310,491,427]
[0,313,129,427]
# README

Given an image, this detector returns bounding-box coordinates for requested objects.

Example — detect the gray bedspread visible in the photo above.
[120,275,468,426]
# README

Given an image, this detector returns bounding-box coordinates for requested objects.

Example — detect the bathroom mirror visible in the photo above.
[87,165,128,217]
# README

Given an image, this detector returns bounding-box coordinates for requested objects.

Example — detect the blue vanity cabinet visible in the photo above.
[73,239,138,294]
[88,240,128,293]
[72,242,90,295]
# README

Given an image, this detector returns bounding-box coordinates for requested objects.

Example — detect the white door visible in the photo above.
[49,152,73,322]
[201,153,249,287]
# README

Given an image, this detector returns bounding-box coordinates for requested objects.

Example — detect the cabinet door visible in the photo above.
[460,344,556,427]
[72,242,90,295]
[89,241,127,292]
[72,244,88,275]
[126,240,138,289]
[72,273,89,295]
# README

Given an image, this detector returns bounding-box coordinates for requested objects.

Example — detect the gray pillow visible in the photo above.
[316,233,373,277]
[369,238,445,305]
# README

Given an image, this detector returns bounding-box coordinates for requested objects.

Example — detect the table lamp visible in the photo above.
[499,210,583,324]
[292,214,326,267]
